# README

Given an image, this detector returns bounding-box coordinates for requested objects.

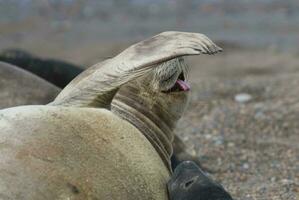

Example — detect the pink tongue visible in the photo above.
[176,80,191,91]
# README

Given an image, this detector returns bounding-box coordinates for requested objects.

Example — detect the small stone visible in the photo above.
[214,139,223,145]
[281,179,294,185]
[228,142,235,147]
[271,177,277,182]
[205,134,212,139]
[234,93,252,103]
[255,111,266,119]
[242,163,250,170]
[188,148,197,157]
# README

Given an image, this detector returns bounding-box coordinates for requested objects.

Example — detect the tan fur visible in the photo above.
[0,106,169,199]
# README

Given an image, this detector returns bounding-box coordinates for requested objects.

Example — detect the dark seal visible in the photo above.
[0,49,83,88]
[168,161,233,200]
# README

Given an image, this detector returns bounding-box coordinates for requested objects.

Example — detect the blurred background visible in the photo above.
[1,0,299,64]
[0,1,298,199]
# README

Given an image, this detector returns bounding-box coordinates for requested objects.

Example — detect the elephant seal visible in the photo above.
[0,49,82,87]
[0,61,60,109]
[0,46,204,167]
[0,31,221,199]
[52,31,222,170]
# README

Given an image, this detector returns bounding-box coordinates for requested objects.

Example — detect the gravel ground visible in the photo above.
[0,38,298,199]
[174,50,299,200]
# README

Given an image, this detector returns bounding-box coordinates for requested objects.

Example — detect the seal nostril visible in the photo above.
[181,175,199,189]
[184,179,195,188]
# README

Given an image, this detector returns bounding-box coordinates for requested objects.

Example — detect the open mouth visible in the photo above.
[165,72,190,93]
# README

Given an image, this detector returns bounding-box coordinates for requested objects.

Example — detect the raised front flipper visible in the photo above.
[51,31,221,108]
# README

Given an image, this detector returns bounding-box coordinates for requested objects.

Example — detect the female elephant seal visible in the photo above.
[0,31,221,199]
[0,51,195,168]
[0,61,60,109]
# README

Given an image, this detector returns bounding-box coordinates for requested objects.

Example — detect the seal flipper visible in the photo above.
[51,31,222,108]
[168,161,233,200]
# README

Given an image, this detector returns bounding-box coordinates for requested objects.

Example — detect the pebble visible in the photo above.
[234,93,252,103]
[281,179,294,185]
[205,134,212,139]
[228,142,235,147]
[214,138,224,145]
[271,177,277,182]
[255,111,266,119]
[242,163,250,170]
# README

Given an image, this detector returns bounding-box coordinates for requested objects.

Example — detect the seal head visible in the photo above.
[112,57,191,170]
[168,161,233,200]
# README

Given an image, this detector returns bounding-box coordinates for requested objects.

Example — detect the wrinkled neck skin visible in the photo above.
[51,57,190,172]
[111,74,190,171]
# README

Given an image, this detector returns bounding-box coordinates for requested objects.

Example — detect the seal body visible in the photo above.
[0,106,169,200]
[0,49,83,88]
[0,62,60,109]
